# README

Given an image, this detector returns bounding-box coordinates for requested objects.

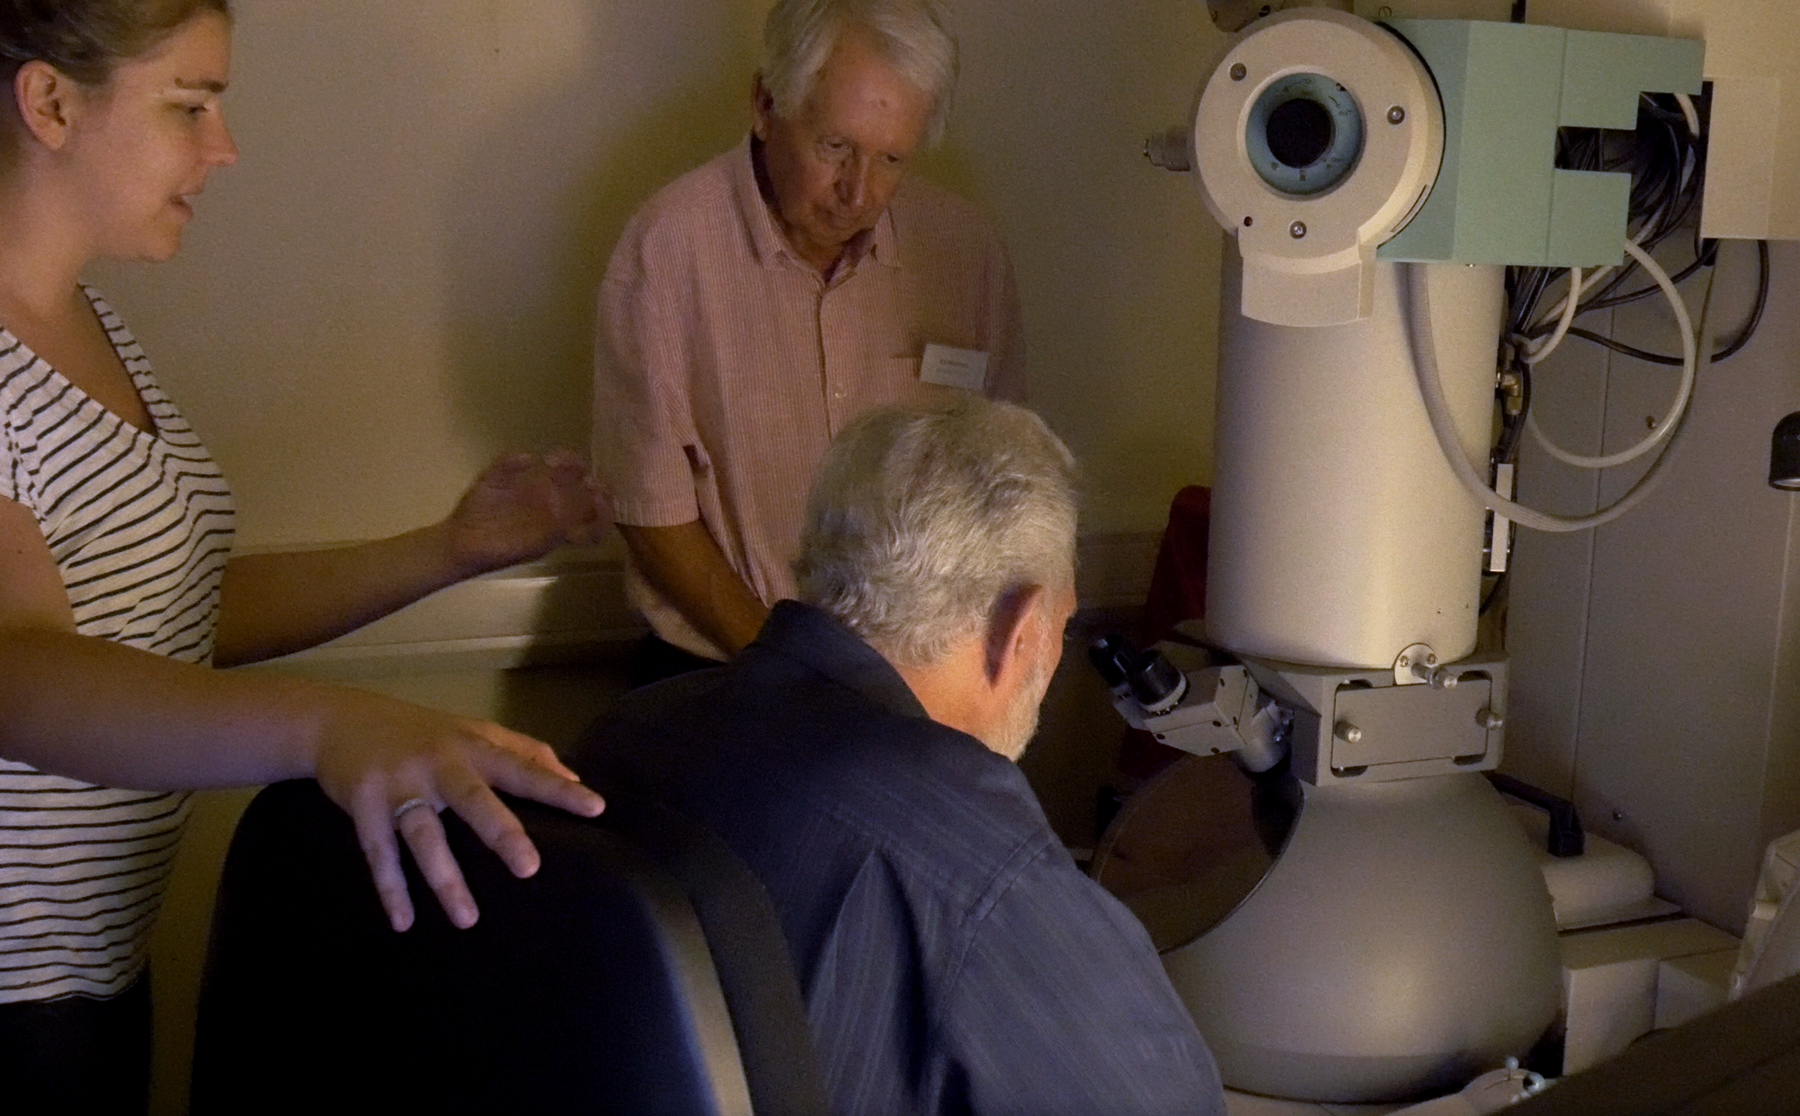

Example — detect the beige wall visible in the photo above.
[92,0,1228,548]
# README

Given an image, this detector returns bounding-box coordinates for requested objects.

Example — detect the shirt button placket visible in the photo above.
[818,283,850,435]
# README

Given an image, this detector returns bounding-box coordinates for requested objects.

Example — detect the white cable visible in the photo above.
[1523,214,1661,339]
[1522,267,1582,364]
[1403,253,1705,534]
[1527,95,1700,344]
[1525,239,1696,469]
[1675,92,1700,137]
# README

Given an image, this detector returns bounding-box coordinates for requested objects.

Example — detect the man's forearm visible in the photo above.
[617,521,770,655]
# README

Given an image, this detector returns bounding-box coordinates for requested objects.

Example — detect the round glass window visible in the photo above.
[1245,72,1365,197]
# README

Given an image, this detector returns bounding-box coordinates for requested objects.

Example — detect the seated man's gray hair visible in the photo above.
[795,397,1078,667]
[761,0,958,145]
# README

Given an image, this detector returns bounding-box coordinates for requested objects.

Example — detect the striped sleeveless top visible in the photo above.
[0,290,234,1002]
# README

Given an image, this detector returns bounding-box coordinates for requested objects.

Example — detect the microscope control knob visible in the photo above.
[1144,127,1194,172]
[1334,720,1363,744]
[1477,708,1505,731]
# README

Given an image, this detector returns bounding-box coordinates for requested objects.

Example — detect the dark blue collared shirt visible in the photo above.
[578,601,1225,1116]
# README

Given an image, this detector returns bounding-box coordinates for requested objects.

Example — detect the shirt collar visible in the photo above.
[862,192,900,270]
[732,135,902,274]
[748,600,928,721]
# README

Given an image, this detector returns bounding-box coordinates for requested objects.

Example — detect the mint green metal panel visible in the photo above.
[1375,19,1704,267]
[1440,21,1563,263]
[1560,30,1703,130]
[1547,31,1703,266]
[1549,170,1633,266]
[1379,19,1565,264]
[1371,20,1468,262]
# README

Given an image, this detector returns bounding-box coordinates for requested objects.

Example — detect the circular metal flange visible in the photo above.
[1193,10,1443,285]
[1393,642,1437,686]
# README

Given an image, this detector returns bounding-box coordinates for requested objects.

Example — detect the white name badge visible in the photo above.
[919,343,990,392]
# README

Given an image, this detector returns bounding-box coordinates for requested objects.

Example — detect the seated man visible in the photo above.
[578,398,1225,1115]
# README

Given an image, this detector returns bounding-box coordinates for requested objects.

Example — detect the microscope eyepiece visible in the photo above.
[1087,634,1136,692]
[1128,650,1190,714]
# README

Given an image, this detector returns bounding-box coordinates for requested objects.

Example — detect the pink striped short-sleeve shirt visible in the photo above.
[594,138,1025,660]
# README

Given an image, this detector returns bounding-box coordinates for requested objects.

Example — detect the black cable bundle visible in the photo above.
[1480,90,1770,612]
[1507,92,1770,372]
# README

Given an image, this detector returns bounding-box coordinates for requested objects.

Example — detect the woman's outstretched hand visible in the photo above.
[308,685,605,931]
[443,452,609,576]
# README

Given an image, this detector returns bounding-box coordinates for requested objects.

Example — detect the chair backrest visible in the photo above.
[191,780,826,1116]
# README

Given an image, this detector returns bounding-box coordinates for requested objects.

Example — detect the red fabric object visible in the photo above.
[1116,486,1212,783]
[1140,486,1211,645]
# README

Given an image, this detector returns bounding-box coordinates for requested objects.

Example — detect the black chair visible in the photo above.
[191,780,827,1116]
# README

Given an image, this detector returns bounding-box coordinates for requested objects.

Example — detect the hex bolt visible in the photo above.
[1231,63,1247,81]
[1388,106,1406,125]
[1477,708,1504,731]
[1290,221,1307,239]
[1334,720,1363,744]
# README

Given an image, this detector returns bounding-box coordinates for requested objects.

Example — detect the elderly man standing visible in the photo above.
[577,398,1226,1116]
[594,0,1025,685]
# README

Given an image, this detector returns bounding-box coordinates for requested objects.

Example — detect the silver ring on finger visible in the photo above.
[392,796,437,825]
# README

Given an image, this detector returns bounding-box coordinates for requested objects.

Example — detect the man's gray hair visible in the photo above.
[795,398,1079,667]
[761,0,958,145]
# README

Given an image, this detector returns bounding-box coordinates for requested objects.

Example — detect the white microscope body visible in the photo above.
[1107,2,1723,1102]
